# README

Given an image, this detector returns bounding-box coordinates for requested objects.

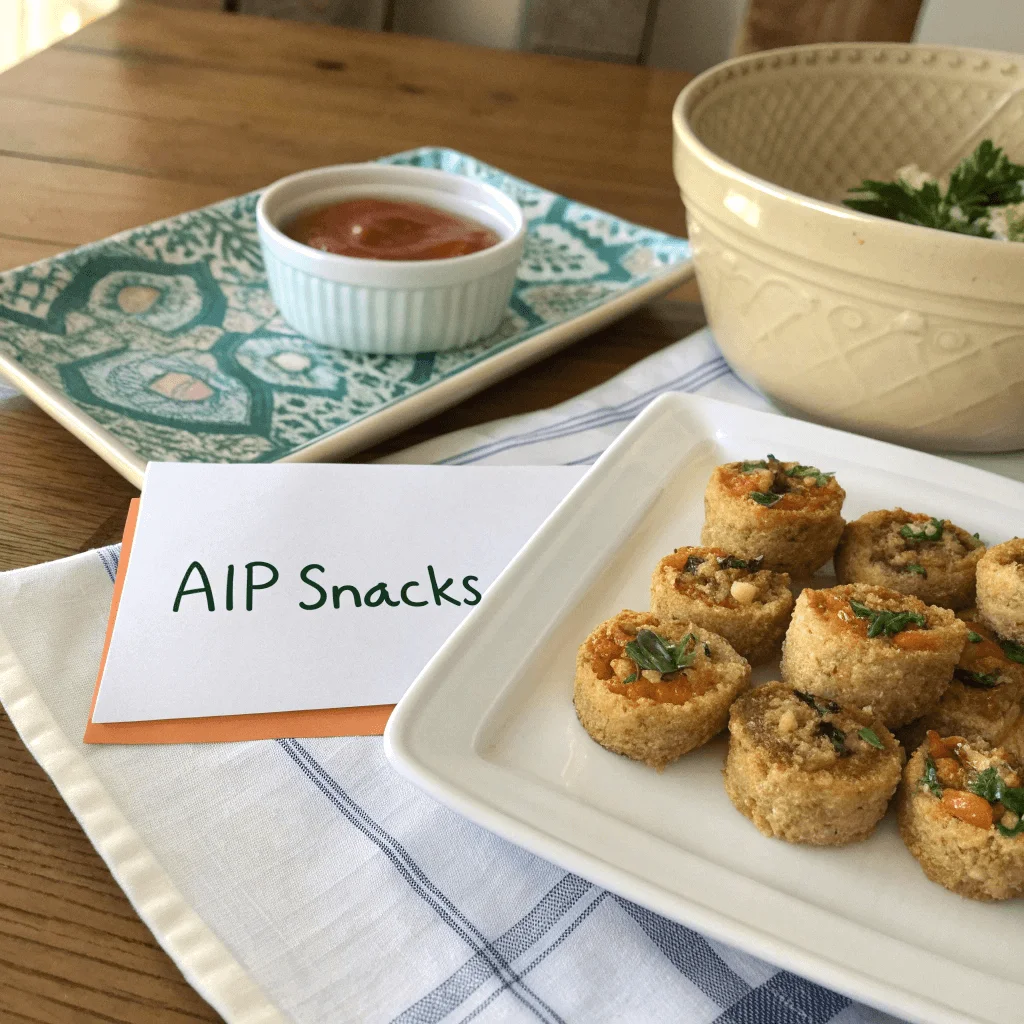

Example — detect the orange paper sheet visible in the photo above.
[83,499,393,744]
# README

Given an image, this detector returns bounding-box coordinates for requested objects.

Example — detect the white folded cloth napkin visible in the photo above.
[8,325,1009,1024]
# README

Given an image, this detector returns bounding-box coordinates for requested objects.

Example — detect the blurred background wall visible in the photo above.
[4,0,1024,75]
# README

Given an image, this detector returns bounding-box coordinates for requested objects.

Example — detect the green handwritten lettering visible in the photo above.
[245,561,279,611]
[401,580,428,607]
[226,563,234,612]
[332,584,361,608]
[462,576,482,606]
[298,564,327,610]
[364,582,400,607]
[428,564,460,606]
[172,561,215,612]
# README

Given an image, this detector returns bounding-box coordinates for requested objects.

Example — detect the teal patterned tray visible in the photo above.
[0,148,691,484]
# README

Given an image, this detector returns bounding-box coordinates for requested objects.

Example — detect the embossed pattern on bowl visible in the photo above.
[673,43,1024,452]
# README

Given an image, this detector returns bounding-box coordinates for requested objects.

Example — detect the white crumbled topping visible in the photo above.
[984,201,1024,242]
[610,658,633,680]
[896,163,935,190]
[894,163,1024,242]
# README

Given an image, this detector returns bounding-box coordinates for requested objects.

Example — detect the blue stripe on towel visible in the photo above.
[278,739,565,1024]
[614,897,752,1009]
[453,891,608,1024]
[96,544,120,583]
[395,875,595,1024]
[438,357,729,465]
[713,972,849,1024]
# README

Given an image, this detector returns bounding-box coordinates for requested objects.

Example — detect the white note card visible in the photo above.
[93,462,584,723]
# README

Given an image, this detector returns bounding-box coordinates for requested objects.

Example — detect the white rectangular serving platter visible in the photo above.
[385,392,1024,1024]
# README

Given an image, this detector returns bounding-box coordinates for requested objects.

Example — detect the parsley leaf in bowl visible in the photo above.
[844,140,1024,242]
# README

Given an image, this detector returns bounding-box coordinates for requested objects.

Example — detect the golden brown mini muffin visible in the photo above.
[701,455,845,577]
[650,546,793,665]
[900,619,1024,754]
[899,732,1024,900]
[779,583,969,729]
[574,610,750,770]
[977,539,1024,643]
[834,509,984,610]
[724,682,903,845]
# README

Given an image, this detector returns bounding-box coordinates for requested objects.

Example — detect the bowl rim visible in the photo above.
[255,162,527,274]
[673,41,1024,259]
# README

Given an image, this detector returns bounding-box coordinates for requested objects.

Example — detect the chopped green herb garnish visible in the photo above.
[998,787,1024,837]
[683,555,704,574]
[818,721,850,757]
[1000,638,1024,664]
[740,459,769,472]
[622,673,638,684]
[793,690,841,715]
[858,727,884,750]
[785,464,835,487]
[749,491,782,507]
[843,140,1024,237]
[716,554,764,571]
[968,767,1004,803]
[921,754,943,797]
[967,767,1024,837]
[968,631,983,644]
[849,599,927,638]
[623,629,700,677]
[899,517,945,543]
[906,563,927,577]
[955,667,1000,689]
[703,642,711,656]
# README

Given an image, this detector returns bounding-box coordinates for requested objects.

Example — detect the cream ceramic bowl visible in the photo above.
[256,164,525,354]
[673,43,1024,452]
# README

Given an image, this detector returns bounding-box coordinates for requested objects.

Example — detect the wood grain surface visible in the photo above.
[0,4,697,1019]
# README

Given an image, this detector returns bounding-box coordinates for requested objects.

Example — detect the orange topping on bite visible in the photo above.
[941,790,995,829]
[926,730,961,760]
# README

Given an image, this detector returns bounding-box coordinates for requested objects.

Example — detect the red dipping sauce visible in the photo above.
[284,198,500,261]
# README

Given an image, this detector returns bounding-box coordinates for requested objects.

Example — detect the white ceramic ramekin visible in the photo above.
[256,164,526,354]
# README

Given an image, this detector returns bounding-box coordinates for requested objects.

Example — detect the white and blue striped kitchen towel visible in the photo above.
[1,327,941,1024]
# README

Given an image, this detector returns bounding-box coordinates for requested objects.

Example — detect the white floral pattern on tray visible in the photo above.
[0,147,690,465]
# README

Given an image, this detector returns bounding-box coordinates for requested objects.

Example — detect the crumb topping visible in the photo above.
[664,546,785,608]
[744,684,892,772]
[955,620,1021,691]
[718,456,842,513]
[805,586,944,650]
[920,732,1024,836]
[584,617,720,706]
[864,509,982,578]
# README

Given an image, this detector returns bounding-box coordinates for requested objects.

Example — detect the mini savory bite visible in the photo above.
[977,538,1024,643]
[724,682,903,845]
[701,455,845,577]
[899,731,1024,900]
[573,610,750,770]
[649,546,793,665]
[834,508,984,610]
[900,619,1024,755]
[779,583,969,729]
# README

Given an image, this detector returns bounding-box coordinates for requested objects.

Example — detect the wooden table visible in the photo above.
[0,5,698,1019]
